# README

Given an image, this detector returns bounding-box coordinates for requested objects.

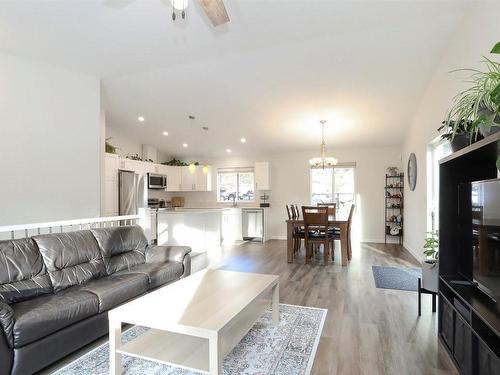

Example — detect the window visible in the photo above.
[310,165,355,216]
[217,168,255,202]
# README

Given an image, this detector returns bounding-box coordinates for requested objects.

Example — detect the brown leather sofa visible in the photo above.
[0,225,191,375]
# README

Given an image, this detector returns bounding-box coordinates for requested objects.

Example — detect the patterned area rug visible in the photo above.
[53,304,327,375]
[372,265,421,292]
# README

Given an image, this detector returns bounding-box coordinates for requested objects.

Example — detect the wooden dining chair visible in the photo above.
[317,202,336,216]
[346,204,355,260]
[302,206,335,265]
[286,205,304,254]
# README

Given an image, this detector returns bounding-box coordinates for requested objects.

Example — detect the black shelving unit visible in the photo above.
[385,173,404,245]
[438,132,500,375]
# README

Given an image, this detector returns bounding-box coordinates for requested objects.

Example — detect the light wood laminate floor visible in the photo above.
[217,240,458,375]
[41,240,457,375]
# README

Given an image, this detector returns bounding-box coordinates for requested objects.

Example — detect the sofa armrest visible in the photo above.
[0,301,14,348]
[146,246,192,278]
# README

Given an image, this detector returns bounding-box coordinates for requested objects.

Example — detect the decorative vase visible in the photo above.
[421,260,439,293]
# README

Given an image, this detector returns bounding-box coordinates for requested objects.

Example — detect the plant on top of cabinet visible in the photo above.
[442,42,500,147]
[162,158,201,167]
[126,153,153,162]
[105,138,118,154]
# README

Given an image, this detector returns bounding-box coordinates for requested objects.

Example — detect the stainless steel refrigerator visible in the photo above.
[119,170,147,215]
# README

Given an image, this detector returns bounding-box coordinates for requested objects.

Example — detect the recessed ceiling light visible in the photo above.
[137,116,145,122]
[240,138,247,143]
[182,143,188,148]
[162,131,169,136]
[226,149,232,153]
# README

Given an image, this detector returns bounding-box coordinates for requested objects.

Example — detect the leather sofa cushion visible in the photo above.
[34,231,106,293]
[82,273,149,313]
[90,226,148,274]
[0,238,52,304]
[11,287,99,348]
[117,262,184,289]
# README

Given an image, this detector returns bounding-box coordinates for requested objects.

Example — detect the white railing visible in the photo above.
[0,215,141,240]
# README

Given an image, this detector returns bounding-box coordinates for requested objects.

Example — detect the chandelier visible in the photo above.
[309,120,338,169]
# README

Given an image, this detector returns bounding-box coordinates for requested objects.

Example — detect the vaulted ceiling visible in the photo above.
[0,0,472,157]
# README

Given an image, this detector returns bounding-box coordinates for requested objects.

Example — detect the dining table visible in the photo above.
[286,214,351,266]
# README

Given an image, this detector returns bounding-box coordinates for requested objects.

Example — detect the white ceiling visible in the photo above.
[0,0,473,158]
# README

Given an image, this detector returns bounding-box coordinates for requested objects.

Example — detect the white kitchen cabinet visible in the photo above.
[163,165,182,192]
[181,166,211,191]
[143,162,161,174]
[222,208,243,244]
[195,166,212,191]
[103,153,119,216]
[119,158,146,176]
[181,167,196,191]
[254,162,270,190]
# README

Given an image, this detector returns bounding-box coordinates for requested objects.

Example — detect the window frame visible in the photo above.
[309,163,356,212]
[216,167,256,203]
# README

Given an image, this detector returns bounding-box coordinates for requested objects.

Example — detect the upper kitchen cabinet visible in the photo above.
[103,153,119,216]
[119,158,146,175]
[181,166,212,191]
[254,162,271,190]
[105,153,119,179]
[195,166,212,191]
[162,165,182,192]
[143,162,161,174]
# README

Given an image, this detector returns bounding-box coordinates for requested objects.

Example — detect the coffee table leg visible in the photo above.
[272,282,279,325]
[109,317,122,375]
[209,333,222,375]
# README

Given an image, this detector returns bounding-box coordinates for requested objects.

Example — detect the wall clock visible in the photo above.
[407,153,417,191]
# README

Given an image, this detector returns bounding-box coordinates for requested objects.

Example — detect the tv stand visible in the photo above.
[438,132,500,375]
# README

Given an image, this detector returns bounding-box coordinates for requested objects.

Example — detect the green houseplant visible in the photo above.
[105,138,118,154]
[442,42,500,149]
[421,231,439,293]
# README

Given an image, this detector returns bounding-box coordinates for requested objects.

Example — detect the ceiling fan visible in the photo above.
[103,0,229,27]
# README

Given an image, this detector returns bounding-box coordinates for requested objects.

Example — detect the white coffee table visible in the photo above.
[108,269,279,375]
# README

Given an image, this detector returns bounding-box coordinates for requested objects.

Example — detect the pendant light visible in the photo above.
[309,120,338,169]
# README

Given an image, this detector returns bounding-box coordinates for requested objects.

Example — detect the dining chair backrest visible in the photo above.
[317,203,336,216]
[347,204,355,229]
[292,204,300,219]
[286,205,294,220]
[302,206,329,228]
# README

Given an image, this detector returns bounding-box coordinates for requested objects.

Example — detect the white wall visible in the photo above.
[0,53,101,225]
[402,2,500,260]
[148,145,401,242]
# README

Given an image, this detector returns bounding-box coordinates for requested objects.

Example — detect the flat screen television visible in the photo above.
[471,179,500,300]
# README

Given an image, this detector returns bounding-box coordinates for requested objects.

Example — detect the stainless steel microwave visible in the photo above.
[148,173,167,189]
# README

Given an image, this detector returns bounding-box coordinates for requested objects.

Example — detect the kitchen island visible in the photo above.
[156,208,225,271]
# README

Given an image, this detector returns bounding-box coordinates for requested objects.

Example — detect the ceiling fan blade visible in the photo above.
[197,0,229,27]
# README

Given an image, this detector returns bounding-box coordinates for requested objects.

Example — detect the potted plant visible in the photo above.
[422,231,439,293]
[442,42,500,144]
[105,138,118,154]
[438,120,479,152]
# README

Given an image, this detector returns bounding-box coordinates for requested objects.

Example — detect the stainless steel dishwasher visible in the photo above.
[241,208,264,242]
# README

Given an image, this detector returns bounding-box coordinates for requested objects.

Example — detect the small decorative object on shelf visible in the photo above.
[385,171,404,245]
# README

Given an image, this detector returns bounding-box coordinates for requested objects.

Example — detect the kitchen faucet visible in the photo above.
[231,194,237,207]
